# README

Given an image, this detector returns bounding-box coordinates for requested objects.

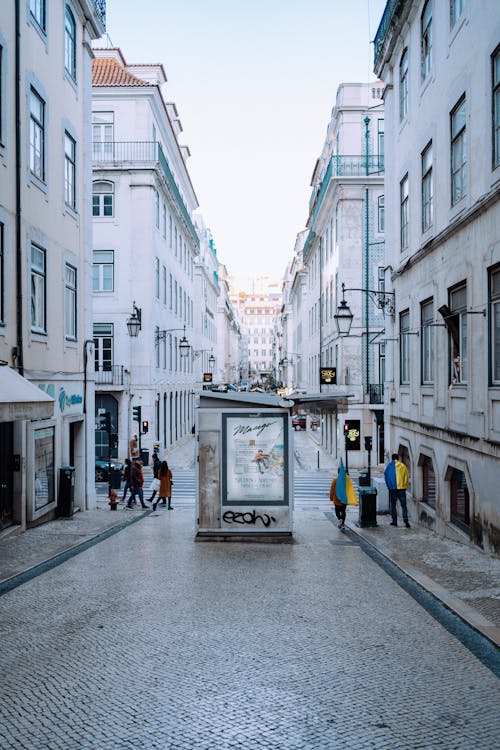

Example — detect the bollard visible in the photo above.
[317,450,320,470]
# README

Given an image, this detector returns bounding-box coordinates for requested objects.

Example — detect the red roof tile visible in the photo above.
[92,58,151,87]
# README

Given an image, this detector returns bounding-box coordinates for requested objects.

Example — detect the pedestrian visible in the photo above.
[384,453,410,528]
[329,459,356,529]
[127,459,147,509]
[121,458,132,502]
[153,460,173,511]
[147,452,161,504]
[129,434,139,460]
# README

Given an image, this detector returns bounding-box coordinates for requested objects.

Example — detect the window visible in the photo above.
[490,265,500,384]
[449,468,469,532]
[92,181,114,217]
[448,283,467,384]
[31,244,46,332]
[0,45,3,144]
[92,250,114,292]
[162,203,167,238]
[451,96,466,204]
[378,119,384,167]
[64,132,76,209]
[400,310,410,384]
[29,88,45,181]
[64,264,77,339]
[400,174,409,251]
[64,6,76,81]
[421,299,434,384]
[0,222,4,323]
[155,257,160,299]
[34,427,55,510]
[421,141,433,231]
[162,265,167,305]
[420,455,436,509]
[450,0,465,27]
[92,112,114,160]
[169,273,173,310]
[378,195,385,232]
[155,190,160,229]
[399,49,408,120]
[493,46,500,169]
[421,1,432,81]
[30,0,46,31]
[94,323,113,373]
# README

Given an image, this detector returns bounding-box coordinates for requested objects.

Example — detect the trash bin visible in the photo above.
[109,467,122,490]
[357,486,378,528]
[358,471,370,487]
[140,449,149,466]
[57,466,75,517]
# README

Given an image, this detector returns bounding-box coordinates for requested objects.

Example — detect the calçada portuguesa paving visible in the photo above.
[0,433,499,749]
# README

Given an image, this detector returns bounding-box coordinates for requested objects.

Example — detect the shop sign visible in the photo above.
[319,367,337,385]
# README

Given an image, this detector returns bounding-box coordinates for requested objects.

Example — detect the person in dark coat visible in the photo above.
[153,461,173,511]
[122,458,132,502]
[147,452,161,504]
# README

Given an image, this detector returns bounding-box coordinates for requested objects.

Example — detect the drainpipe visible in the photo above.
[364,117,370,397]
[15,0,24,375]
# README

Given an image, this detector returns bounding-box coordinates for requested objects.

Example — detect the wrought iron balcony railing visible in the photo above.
[92,0,106,26]
[374,0,399,69]
[368,383,384,404]
[95,365,124,386]
[92,141,199,248]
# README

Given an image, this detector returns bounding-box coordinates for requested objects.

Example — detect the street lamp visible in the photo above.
[155,325,191,357]
[334,282,395,336]
[126,301,142,337]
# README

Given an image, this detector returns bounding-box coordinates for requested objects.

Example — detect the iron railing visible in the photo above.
[92,140,199,248]
[92,0,106,27]
[95,365,124,386]
[374,0,400,69]
[368,383,384,404]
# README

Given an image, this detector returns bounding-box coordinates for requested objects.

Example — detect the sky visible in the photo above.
[104,0,388,281]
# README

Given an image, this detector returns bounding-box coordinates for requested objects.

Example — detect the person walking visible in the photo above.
[121,458,132,502]
[329,459,356,529]
[127,459,147,509]
[153,460,173,511]
[384,453,410,528]
[147,452,161,504]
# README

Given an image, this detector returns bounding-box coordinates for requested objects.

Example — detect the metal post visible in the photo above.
[345,435,349,474]
[317,450,320,470]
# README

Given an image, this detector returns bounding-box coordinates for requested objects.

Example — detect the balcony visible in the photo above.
[374,0,399,69]
[93,141,199,248]
[92,0,106,26]
[95,365,124,386]
[368,384,384,404]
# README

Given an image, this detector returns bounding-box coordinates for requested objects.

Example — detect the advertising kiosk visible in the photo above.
[196,391,293,542]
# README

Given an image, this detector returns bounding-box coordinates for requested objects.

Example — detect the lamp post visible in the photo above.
[126,301,142,337]
[334,282,395,337]
[155,325,191,358]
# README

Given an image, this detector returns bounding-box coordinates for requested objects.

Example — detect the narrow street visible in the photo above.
[1,439,499,749]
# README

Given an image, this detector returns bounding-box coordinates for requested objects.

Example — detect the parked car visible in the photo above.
[95,459,124,483]
[310,415,321,430]
[292,413,307,430]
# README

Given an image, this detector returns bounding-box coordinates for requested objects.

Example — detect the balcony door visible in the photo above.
[94,324,113,383]
[92,111,114,160]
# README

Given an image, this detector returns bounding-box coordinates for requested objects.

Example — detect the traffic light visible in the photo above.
[96,411,111,432]
[133,405,141,423]
[141,420,149,434]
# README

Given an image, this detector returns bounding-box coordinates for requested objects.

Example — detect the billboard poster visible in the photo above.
[222,412,288,506]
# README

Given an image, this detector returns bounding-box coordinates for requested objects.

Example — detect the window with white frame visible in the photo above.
[92,250,114,292]
[155,190,160,229]
[155,257,160,298]
[64,6,76,81]
[94,323,113,372]
[64,132,76,209]
[490,265,500,384]
[399,49,408,120]
[378,195,385,232]
[162,265,167,304]
[92,112,114,160]
[31,243,46,332]
[421,141,433,231]
[30,0,45,31]
[399,310,410,384]
[421,298,434,384]
[421,1,432,81]
[29,88,45,181]
[493,45,500,169]
[162,203,167,238]
[400,174,409,251]
[64,263,77,339]
[378,119,384,167]
[450,0,465,28]
[448,282,467,384]
[451,96,466,204]
[92,181,114,217]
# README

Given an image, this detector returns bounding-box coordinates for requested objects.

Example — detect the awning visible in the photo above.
[289,392,354,413]
[0,366,54,422]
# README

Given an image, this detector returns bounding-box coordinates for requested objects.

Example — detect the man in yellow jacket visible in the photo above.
[384,453,410,528]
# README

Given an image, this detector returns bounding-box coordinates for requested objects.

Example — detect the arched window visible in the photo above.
[92,181,114,217]
[64,6,76,80]
[399,48,408,121]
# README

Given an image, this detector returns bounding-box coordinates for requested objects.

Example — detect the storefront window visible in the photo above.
[34,427,55,510]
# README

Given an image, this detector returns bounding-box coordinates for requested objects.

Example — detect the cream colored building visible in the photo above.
[374,0,500,553]
[0,1,105,529]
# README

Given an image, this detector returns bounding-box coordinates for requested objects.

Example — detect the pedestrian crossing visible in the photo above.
[293,471,333,504]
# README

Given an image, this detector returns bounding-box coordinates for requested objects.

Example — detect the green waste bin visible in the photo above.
[357,486,378,528]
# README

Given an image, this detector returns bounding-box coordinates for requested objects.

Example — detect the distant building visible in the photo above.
[92,48,199,459]
[0,1,105,529]
[374,0,500,553]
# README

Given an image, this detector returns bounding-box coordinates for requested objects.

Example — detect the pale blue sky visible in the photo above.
[104,0,387,280]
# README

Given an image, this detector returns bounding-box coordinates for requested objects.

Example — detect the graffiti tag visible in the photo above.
[223,510,277,528]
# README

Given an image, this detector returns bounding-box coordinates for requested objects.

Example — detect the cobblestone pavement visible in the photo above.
[1,501,499,749]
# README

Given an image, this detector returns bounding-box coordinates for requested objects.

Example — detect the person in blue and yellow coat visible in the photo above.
[329,459,357,529]
[384,453,410,528]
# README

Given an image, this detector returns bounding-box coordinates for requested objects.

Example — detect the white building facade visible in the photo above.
[0,1,105,529]
[374,0,500,553]
[194,218,219,389]
[92,49,199,462]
